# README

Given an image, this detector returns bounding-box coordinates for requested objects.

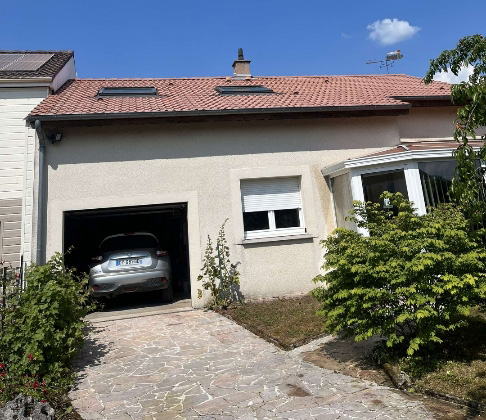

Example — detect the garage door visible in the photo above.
[63,203,190,300]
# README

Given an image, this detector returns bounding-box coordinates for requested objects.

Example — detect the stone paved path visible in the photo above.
[71,309,433,420]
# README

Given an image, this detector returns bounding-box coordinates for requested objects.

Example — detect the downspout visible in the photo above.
[34,120,46,265]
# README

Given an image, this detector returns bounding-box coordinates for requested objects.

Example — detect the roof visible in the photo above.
[28,74,451,121]
[0,51,73,80]
[322,140,482,176]
[361,141,485,158]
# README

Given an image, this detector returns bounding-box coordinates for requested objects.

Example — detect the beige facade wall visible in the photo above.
[41,116,400,307]
[396,107,458,141]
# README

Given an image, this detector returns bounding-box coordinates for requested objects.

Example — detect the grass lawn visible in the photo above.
[408,308,486,404]
[218,295,326,350]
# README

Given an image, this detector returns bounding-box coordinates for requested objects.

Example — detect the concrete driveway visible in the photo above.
[71,309,432,420]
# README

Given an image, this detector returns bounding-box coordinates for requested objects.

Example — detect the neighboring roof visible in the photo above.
[322,140,484,176]
[361,141,485,158]
[0,51,73,80]
[28,74,451,122]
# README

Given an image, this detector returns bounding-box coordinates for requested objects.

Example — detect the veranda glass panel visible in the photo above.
[361,170,408,210]
[418,161,456,209]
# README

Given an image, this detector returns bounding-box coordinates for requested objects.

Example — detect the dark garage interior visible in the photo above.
[63,203,190,308]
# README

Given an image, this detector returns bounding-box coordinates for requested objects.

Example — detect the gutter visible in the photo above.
[0,77,53,83]
[390,95,452,101]
[27,104,411,123]
[0,77,53,89]
[34,120,46,265]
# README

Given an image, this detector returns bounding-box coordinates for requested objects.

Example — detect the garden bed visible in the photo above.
[401,309,486,406]
[217,295,326,350]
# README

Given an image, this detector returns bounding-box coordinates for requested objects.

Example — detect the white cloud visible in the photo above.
[367,18,420,46]
[341,32,352,39]
[433,65,474,84]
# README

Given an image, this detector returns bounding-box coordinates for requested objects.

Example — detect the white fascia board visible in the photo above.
[0,78,52,88]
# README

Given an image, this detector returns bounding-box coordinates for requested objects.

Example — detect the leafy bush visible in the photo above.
[0,253,92,401]
[197,220,241,309]
[313,193,486,357]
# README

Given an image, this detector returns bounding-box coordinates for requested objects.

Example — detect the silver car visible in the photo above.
[89,232,172,301]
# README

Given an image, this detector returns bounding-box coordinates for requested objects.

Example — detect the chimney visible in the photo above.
[232,48,251,79]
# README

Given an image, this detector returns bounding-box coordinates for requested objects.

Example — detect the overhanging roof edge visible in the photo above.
[27,103,412,123]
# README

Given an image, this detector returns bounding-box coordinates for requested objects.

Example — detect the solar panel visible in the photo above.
[216,85,275,95]
[0,54,24,70]
[0,53,53,71]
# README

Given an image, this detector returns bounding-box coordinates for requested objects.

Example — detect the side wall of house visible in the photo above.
[0,87,48,266]
[397,107,459,140]
[40,116,400,306]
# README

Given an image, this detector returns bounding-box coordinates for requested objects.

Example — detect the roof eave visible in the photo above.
[27,103,412,124]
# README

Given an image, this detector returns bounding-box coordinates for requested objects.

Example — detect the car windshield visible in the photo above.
[100,234,159,252]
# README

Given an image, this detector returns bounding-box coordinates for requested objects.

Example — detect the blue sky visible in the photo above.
[1,0,485,80]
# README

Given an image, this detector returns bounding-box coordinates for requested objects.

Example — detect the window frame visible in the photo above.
[243,207,306,240]
[230,166,319,245]
[241,176,306,240]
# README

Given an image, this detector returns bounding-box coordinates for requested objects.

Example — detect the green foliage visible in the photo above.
[424,34,486,224]
[0,253,93,402]
[313,193,486,357]
[197,220,241,309]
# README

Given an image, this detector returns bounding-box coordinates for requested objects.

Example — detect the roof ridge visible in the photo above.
[70,74,426,82]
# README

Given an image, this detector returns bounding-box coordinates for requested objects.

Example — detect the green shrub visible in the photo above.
[197,220,241,309]
[0,253,92,401]
[313,192,486,357]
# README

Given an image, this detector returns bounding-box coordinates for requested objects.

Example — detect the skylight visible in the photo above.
[216,85,275,95]
[98,87,157,97]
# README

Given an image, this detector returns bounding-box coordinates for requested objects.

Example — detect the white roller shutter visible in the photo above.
[241,177,302,213]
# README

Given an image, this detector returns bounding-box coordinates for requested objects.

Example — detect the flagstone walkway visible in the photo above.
[70,309,433,420]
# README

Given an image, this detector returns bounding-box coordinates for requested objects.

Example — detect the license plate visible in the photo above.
[116,258,142,266]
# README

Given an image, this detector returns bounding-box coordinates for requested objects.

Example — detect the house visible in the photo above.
[0,51,75,267]
[26,51,462,307]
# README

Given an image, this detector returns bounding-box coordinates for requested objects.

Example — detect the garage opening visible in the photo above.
[63,203,190,307]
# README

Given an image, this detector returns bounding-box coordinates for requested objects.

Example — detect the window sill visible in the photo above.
[238,233,316,245]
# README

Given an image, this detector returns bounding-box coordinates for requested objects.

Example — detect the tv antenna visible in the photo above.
[366,50,404,74]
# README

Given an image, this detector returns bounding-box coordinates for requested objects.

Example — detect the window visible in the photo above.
[240,177,305,239]
[419,161,456,208]
[100,234,159,252]
[98,87,157,97]
[216,85,275,95]
[361,170,408,211]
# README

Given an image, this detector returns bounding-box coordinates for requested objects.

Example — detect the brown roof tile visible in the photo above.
[29,74,451,120]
